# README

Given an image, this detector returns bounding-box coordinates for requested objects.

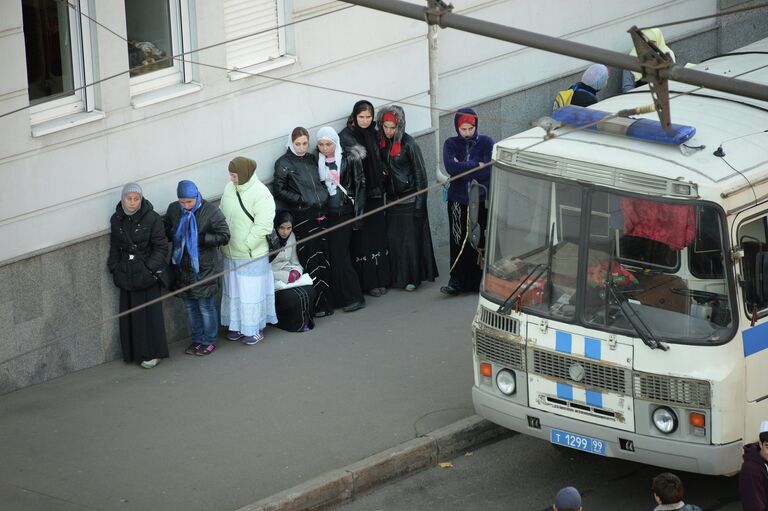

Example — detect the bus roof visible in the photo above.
[496,40,768,210]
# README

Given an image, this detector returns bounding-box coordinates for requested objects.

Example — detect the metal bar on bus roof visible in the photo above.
[343,0,768,102]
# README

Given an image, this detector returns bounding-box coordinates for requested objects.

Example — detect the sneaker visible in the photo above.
[368,288,383,297]
[314,310,334,318]
[378,287,388,295]
[242,332,264,345]
[196,344,216,356]
[226,330,244,341]
[405,284,416,292]
[440,284,462,296]
[343,301,365,313]
[140,358,160,369]
[185,343,202,355]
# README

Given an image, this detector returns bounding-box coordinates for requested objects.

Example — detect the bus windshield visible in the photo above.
[483,168,735,345]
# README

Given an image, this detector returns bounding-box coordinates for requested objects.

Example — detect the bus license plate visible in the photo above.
[550,428,606,455]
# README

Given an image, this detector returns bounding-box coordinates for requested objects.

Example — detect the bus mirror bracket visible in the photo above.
[628,26,673,129]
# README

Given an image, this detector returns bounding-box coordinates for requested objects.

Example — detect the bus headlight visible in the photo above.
[652,406,678,434]
[496,369,516,395]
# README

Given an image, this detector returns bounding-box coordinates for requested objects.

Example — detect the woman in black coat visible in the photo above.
[273,127,333,317]
[107,183,170,369]
[377,105,438,291]
[164,180,230,357]
[340,100,391,297]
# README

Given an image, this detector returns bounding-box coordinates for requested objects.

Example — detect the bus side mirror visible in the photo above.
[756,252,768,305]
[468,179,484,250]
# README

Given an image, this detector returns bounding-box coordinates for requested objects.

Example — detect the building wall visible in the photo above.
[1,0,767,393]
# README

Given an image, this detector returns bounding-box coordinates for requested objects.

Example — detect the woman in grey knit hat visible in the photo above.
[107,182,170,369]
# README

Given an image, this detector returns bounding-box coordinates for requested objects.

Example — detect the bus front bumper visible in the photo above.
[472,385,742,475]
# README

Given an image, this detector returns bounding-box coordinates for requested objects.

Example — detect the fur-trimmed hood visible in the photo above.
[376,104,406,147]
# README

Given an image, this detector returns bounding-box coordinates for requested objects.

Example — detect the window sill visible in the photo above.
[228,55,297,82]
[31,110,106,138]
[131,82,202,109]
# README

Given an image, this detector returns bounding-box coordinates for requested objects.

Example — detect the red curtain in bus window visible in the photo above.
[620,197,696,250]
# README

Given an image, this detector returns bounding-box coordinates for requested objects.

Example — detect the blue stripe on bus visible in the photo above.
[586,390,603,408]
[743,322,768,357]
[556,331,572,354]
[557,383,573,401]
[584,338,601,360]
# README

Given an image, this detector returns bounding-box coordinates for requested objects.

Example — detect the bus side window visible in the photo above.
[738,216,768,310]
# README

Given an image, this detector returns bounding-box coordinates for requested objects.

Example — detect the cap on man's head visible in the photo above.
[555,486,582,511]
[759,420,768,442]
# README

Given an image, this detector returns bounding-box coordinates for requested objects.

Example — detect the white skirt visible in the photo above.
[221,257,277,336]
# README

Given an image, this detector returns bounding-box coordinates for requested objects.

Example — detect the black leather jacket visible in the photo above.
[273,150,329,217]
[108,199,168,292]
[380,132,428,214]
[338,144,367,218]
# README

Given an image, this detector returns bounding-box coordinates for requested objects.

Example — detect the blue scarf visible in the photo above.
[172,181,202,275]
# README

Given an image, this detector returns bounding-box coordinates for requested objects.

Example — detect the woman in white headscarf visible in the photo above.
[317,126,366,312]
[621,28,676,93]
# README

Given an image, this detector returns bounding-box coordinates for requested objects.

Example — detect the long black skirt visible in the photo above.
[293,215,333,315]
[352,197,391,291]
[387,201,439,289]
[274,285,316,332]
[119,284,169,363]
[327,209,364,308]
[447,200,487,293]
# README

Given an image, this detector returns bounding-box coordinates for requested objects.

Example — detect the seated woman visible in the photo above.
[271,210,316,332]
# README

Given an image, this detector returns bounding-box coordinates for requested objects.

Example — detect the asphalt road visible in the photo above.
[333,434,742,511]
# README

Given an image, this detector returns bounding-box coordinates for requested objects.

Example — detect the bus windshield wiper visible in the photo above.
[498,263,546,314]
[498,223,556,315]
[606,283,668,351]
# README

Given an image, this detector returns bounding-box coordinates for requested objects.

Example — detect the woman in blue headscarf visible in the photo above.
[164,180,230,356]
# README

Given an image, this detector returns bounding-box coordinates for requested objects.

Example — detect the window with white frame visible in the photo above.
[224,0,286,72]
[22,0,94,124]
[124,0,192,96]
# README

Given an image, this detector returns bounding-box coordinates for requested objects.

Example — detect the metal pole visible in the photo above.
[343,0,768,102]
[428,23,449,183]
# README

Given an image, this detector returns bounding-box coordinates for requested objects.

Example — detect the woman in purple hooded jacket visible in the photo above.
[441,107,494,296]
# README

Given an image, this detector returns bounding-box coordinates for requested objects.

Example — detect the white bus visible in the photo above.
[471,38,768,475]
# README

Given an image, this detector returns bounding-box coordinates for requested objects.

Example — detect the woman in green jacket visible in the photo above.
[219,156,278,345]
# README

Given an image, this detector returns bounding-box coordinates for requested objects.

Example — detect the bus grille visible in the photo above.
[478,307,519,335]
[530,348,630,395]
[633,372,711,408]
[475,331,525,371]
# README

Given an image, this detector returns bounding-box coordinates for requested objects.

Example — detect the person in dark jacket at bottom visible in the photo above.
[740,420,768,511]
[273,127,333,317]
[651,472,703,511]
[164,180,230,357]
[107,182,170,369]
[553,486,582,511]
[377,104,438,291]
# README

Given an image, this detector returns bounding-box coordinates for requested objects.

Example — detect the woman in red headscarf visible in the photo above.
[377,105,438,291]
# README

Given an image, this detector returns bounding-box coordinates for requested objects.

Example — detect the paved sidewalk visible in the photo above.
[0,254,484,511]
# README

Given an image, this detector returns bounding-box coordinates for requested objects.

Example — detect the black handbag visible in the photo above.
[236,190,280,262]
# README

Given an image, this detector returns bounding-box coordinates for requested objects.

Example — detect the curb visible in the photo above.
[235,415,507,511]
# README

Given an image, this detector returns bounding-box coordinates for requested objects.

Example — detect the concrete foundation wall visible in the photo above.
[2,17,768,394]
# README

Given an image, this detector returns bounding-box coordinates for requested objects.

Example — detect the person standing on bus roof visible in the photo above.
[739,420,768,511]
[440,107,494,296]
[555,63,609,110]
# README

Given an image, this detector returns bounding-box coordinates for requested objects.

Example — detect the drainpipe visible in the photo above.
[427,1,451,184]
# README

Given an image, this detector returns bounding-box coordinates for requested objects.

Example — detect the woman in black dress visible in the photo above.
[339,100,391,297]
[377,105,438,291]
[107,182,169,369]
